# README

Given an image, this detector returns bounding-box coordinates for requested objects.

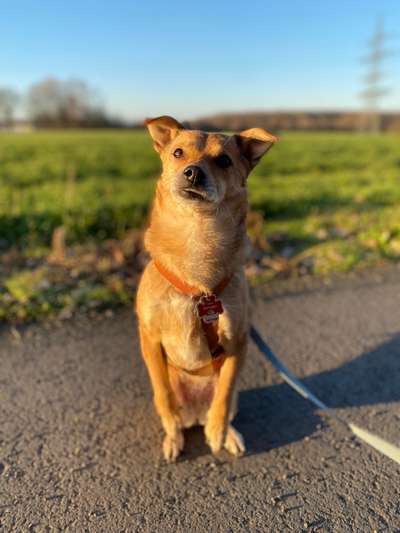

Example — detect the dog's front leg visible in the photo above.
[205,339,246,456]
[139,325,183,462]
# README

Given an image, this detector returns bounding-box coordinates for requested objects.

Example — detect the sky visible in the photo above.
[1,0,399,121]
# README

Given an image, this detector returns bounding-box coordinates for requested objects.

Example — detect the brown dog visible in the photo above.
[136,116,276,461]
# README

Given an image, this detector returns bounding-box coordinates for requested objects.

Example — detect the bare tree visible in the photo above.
[27,77,106,127]
[0,87,19,126]
[27,78,62,126]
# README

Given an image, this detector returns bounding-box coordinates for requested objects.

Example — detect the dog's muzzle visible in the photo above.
[183,165,206,187]
[181,165,212,201]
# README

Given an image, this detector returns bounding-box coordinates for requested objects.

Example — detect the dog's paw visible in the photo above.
[224,425,245,456]
[205,417,228,455]
[163,431,184,463]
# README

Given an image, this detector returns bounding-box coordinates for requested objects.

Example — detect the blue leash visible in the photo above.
[250,325,400,465]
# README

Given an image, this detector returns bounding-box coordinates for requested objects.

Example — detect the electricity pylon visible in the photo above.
[359,19,392,132]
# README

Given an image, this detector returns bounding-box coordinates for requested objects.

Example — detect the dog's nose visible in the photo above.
[183,165,205,186]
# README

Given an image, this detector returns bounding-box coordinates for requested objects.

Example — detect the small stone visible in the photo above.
[10,327,21,341]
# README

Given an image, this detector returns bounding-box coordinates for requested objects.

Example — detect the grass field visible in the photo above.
[1,129,400,322]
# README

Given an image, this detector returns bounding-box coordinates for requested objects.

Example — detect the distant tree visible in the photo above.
[27,77,110,127]
[0,87,19,126]
[27,78,62,126]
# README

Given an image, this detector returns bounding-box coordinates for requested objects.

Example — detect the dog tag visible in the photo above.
[197,294,224,323]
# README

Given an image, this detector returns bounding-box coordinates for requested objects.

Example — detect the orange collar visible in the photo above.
[153,260,232,373]
[153,260,232,298]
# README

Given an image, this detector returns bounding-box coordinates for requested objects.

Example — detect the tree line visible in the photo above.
[0,78,125,128]
[189,111,400,133]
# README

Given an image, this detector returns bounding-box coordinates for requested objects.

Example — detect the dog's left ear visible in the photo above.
[235,128,278,169]
[145,116,184,153]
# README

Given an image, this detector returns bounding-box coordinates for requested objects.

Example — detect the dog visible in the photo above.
[136,116,276,461]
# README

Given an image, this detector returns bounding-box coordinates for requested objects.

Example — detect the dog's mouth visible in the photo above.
[181,187,210,202]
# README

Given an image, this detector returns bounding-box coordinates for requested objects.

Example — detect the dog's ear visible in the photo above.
[145,116,184,153]
[235,128,277,169]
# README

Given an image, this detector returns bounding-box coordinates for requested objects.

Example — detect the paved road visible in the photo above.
[1,271,400,532]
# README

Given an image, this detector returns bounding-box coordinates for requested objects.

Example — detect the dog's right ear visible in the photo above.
[145,116,184,153]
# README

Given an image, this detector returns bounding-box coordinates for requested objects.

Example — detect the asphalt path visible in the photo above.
[1,270,400,532]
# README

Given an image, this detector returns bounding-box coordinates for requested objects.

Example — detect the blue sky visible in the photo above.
[1,0,399,121]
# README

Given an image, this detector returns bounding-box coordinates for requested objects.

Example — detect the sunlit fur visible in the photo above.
[136,116,276,461]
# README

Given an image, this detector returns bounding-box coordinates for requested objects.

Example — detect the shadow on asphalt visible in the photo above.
[236,333,400,455]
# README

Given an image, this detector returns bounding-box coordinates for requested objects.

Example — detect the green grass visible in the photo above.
[0,130,158,248]
[1,129,400,322]
[249,132,400,274]
[1,130,400,253]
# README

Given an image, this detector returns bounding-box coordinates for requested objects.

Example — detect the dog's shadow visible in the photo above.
[183,333,400,458]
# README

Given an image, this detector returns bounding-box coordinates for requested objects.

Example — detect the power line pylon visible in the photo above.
[359,19,392,132]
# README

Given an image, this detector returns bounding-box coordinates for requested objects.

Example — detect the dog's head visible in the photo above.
[145,116,277,207]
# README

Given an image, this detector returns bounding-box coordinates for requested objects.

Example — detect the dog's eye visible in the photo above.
[215,154,232,168]
[173,148,183,158]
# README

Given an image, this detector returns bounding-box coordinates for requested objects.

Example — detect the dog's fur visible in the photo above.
[136,116,276,461]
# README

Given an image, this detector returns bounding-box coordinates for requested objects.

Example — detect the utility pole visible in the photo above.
[359,19,392,132]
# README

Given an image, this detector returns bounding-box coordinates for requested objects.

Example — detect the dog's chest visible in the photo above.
[160,292,231,371]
